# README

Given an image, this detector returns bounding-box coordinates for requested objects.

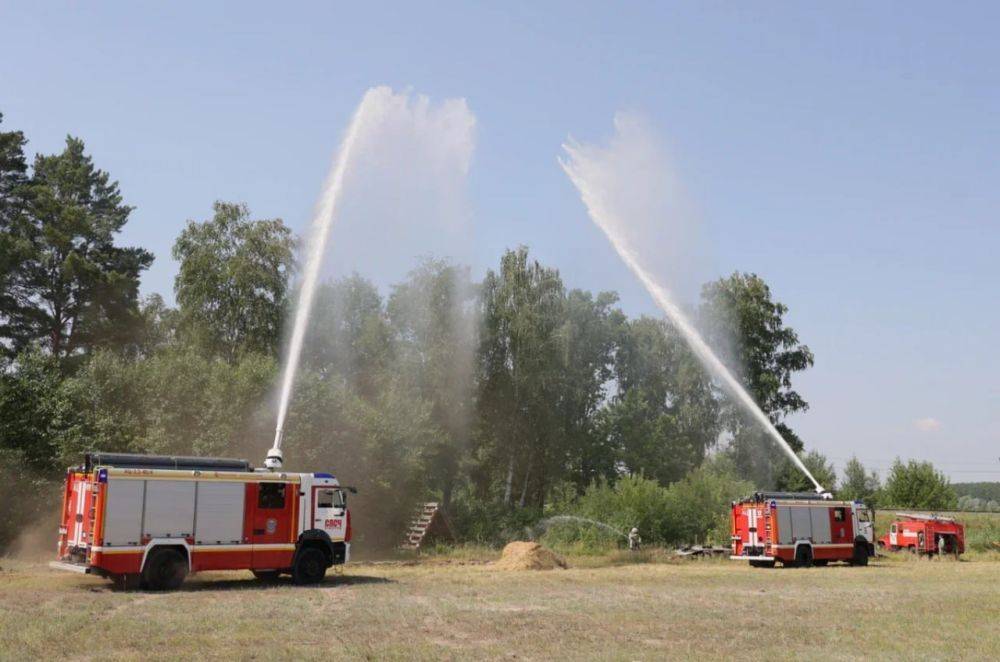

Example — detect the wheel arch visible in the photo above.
[296,529,335,567]
[140,540,191,575]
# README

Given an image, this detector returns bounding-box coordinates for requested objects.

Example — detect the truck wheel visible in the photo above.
[292,547,327,585]
[142,548,188,591]
[252,570,281,582]
[850,543,869,566]
[793,545,813,568]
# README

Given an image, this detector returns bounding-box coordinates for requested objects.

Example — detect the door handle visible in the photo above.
[253,528,266,535]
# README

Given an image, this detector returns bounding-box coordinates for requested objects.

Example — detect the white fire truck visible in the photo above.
[731,492,875,567]
[50,453,353,590]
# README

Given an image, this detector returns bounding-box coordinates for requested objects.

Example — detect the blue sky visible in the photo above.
[2,2,997,481]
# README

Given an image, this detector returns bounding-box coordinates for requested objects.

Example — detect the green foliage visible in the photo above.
[964,515,1000,552]
[387,259,478,507]
[280,371,440,549]
[0,113,30,346]
[664,458,755,545]
[952,483,1000,512]
[135,294,179,356]
[554,289,625,491]
[448,493,544,547]
[550,459,754,550]
[699,273,814,488]
[953,482,1000,503]
[882,459,957,510]
[602,316,719,485]
[699,272,814,419]
[0,113,28,207]
[775,450,838,494]
[0,349,68,471]
[38,347,277,466]
[303,274,393,397]
[839,456,882,505]
[173,202,294,360]
[2,136,152,359]
[475,247,570,508]
[957,495,1000,512]
[592,475,665,546]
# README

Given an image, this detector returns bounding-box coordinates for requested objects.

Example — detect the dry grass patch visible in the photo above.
[1,555,997,660]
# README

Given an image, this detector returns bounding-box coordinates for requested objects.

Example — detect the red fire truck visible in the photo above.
[731,492,875,567]
[50,453,353,589]
[878,513,964,557]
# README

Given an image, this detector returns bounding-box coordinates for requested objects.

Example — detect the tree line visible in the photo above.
[0,114,960,550]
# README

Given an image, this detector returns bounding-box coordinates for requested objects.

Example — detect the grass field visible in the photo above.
[2,551,998,661]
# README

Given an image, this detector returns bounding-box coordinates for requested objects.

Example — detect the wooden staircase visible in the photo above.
[401,502,453,551]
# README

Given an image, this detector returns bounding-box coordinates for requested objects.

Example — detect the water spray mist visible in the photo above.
[266,91,373,469]
[559,120,827,495]
[266,87,476,470]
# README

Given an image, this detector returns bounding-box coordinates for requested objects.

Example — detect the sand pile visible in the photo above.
[494,542,567,570]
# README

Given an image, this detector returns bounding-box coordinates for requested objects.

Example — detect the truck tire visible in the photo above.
[793,545,813,568]
[292,547,327,585]
[850,543,869,566]
[142,548,188,591]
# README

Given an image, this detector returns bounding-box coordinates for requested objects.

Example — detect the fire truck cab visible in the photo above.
[51,453,353,590]
[731,492,875,568]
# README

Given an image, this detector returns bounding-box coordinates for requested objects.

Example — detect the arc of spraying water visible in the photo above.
[559,142,827,495]
[266,92,375,469]
[540,515,627,539]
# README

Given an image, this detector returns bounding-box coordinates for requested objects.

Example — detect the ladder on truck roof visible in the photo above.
[400,502,454,551]
[896,512,957,523]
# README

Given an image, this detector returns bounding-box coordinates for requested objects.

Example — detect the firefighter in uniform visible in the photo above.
[628,527,641,551]
[938,535,947,559]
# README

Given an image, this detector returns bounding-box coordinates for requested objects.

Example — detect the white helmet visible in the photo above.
[631,528,639,534]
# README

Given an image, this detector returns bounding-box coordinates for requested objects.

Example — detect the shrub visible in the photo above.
[882,459,957,510]
[663,460,754,545]
[448,494,544,547]
[544,458,754,549]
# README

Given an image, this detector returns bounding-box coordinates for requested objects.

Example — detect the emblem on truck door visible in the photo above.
[266,518,277,534]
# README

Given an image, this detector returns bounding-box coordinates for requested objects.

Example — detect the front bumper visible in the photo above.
[730,555,775,561]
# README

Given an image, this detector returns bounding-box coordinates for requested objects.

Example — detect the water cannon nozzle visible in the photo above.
[264,447,283,471]
[263,427,285,471]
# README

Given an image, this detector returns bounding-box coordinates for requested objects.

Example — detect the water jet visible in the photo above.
[560,115,827,495]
